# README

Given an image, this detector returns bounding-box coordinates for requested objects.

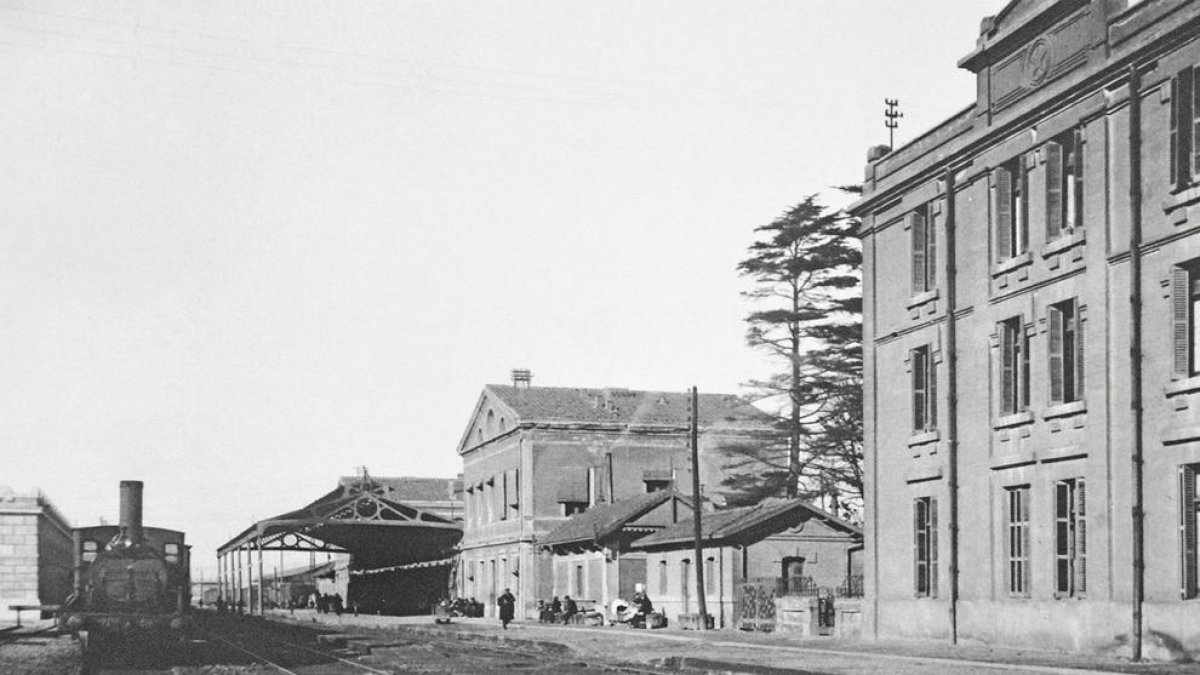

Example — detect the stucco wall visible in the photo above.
[857,1,1200,653]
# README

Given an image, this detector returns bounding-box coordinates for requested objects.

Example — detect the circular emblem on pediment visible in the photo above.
[1023,37,1053,87]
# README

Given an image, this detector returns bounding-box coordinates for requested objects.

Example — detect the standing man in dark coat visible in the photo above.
[497,588,516,630]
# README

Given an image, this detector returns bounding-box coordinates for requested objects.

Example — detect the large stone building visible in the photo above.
[0,486,72,622]
[454,382,772,618]
[850,0,1200,653]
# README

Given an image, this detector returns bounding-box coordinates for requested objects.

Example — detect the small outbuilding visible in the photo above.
[630,499,862,629]
[538,490,693,620]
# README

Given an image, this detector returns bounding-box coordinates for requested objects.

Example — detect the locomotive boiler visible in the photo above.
[58,480,191,640]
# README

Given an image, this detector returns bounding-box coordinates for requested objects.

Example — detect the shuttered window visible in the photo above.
[911,345,936,432]
[1171,262,1200,377]
[913,496,937,598]
[1049,300,1083,404]
[999,317,1030,415]
[992,158,1028,261]
[1045,129,1084,240]
[909,203,936,295]
[1172,66,1200,190]
[1007,486,1031,597]
[1054,478,1086,597]
[1181,464,1199,599]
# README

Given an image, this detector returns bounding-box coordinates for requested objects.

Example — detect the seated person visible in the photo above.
[560,595,578,624]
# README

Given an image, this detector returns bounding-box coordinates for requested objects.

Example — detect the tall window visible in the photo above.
[999,317,1030,415]
[1180,464,1200,599]
[705,557,716,595]
[910,202,936,295]
[1048,300,1084,404]
[912,345,937,432]
[658,560,669,594]
[993,157,1029,261]
[574,564,584,597]
[681,559,692,611]
[1045,129,1084,239]
[1171,261,1200,377]
[1054,478,1086,597]
[1171,65,1200,190]
[1006,486,1031,597]
[913,496,937,598]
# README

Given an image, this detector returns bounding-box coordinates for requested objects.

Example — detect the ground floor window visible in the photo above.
[1054,478,1086,597]
[913,496,937,597]
[1181,464,1200,599]
[1006,486,1031,597]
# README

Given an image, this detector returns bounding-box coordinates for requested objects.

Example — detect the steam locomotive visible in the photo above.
[58,481,192,641]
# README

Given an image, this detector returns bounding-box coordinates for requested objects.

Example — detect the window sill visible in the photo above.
[908,430,940,447]
[1165,375,1200,398]
[994,411,1034,430]
[1043,401,1086,420]
[1042,229,1085,257]
[906,289,939,311]
[993,251,1033,277]
[1164,183,1200,225]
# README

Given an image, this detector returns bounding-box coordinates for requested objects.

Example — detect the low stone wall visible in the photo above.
[774,596,817,636]
[775,596,861,638]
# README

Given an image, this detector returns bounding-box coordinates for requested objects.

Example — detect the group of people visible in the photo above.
[312,592,345,616]
[536,595,581,624]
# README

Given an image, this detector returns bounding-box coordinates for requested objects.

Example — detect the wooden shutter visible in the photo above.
[912,349,926,431]
[913,499,923,596]
[928,350,938,430]
[1072,128,1085,231]
[1173,266,1192,376]
[1177,67,1194,190]
[1075,478,1087,595]
[1192,68,1200,183]
[927,205,937,291]
[1020,489,1031,594]
[930,497,939,598]
[1049,305,1065,404]
[910,211,927,294]
[1000,323,1015,414]
[1180,465,1197,599]
[993,168,1013,260]
[1045,141,1064,238]
[1075,304,1085,399]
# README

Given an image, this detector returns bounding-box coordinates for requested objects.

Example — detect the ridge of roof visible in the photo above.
[538,490,687,547]
[631,499,861,550]
[481,384,771,429]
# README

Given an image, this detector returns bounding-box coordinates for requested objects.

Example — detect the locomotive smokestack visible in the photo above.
[119,480,144,546]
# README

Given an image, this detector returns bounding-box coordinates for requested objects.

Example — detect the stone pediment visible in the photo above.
[959,0,1098,113]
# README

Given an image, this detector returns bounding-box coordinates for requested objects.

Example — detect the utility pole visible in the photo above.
[885,99,902,150]
[690,386,709,630]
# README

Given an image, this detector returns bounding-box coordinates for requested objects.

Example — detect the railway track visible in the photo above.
[85,612,680,674]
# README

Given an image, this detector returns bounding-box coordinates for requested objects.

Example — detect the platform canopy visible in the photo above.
[217,475,463,568]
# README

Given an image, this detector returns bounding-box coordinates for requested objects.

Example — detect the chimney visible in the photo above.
[117,480,144,548]
[511,369,532,389]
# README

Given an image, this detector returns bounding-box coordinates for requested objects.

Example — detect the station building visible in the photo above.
[850,0,1200,653]
[454,380,772,618]
[0,486,72,621]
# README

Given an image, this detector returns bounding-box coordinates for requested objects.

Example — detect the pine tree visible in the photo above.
[723,195,862,516]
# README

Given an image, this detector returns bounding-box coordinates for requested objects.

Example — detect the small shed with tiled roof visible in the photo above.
[538,490,693,617]
[630,499,862,629]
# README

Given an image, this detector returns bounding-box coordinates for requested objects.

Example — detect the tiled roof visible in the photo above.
[538,490,685,547]
[337,476,462,503]
[485,385,770,429]
[631,499,861,549]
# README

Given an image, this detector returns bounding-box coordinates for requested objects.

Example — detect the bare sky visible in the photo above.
[1,0,1004,570]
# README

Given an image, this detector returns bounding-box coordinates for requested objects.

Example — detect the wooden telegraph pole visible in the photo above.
[690,386,709,630]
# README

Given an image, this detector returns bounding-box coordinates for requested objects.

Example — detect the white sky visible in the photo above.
[0,0,1004,573]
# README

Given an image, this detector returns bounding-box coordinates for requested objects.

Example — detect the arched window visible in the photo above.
[499,417,507,433]
[487,409,496,435]
[476,428,483,443]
